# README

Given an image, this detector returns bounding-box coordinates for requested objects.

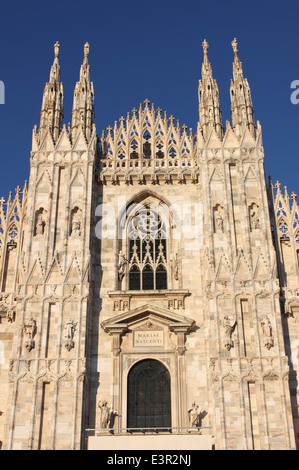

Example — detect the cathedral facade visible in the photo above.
[0,39,298,450]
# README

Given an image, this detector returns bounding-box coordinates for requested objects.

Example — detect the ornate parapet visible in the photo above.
[98,101,199,186]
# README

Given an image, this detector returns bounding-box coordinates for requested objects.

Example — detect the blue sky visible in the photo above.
[0,0,299,200]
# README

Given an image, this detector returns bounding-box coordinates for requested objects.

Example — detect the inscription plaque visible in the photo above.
[133,330,164,347]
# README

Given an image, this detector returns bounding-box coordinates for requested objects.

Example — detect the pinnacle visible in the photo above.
[54,41,60,59]
[231,38,238,55]
[84,42,90,58]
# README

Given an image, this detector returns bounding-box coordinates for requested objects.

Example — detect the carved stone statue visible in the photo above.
[232,37,238,54]
[118,251,127,281]
[214,209,224,233]
[36,213,45,235]
[261,315,274,350]
[188,402,202,428]
[23,318,36,352]
[171,252,179,281]
[98,400,111,429]
[250,204,260,231]
[65,319,76,340]
[64,319,77,351]
[71,216,81,237]
[224,315,236,351]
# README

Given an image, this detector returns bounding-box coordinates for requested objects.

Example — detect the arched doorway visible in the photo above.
[127,359,171,431]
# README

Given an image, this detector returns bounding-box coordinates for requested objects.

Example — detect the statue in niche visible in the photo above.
[23,318,36,352]
[98,400,111,429]
[35,211,46,236]
[261,315,274,350]
[223,315,236,351]
[249,204,260,231]
[214,206,224,233]
[118,251,127,281]
[64,319,77,351]
[7,309,15,323]
[70,207,82,237]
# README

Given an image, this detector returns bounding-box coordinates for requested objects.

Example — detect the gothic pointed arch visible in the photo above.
[116,191,181,291]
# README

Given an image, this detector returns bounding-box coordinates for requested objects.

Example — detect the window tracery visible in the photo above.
[127,206,168,291]
[278,218,288,239]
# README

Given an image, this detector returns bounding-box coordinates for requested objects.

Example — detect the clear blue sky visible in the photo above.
[0,0,299,200]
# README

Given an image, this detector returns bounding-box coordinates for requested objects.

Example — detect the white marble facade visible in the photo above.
[0,40,298,450]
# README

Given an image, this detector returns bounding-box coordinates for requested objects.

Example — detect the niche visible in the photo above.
[70,207,82,237]
[249,203,260,231]
[213,204,224,233]
[34,208,47,236]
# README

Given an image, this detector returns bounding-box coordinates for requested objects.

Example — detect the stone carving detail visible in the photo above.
[118,250,127,281]
[260,315,274,350]
[168,298,185,310]
[64,319,77,351]
[23,318,36,352]
[35,208,46,236]
[113,298,130,312]
[134,321,163,331]
[170,252,179,281]
[249,203,260,231]
[223,315,236,351]
[188,402,203,428]
[98,400,117,431]
[214,205,224,233]
[70,207,82,237]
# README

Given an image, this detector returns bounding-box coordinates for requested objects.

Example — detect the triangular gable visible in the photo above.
[72,127,88,152]
[222,126,239,148]
[26,258,44,284]
[38,129,55,152]
[234,252,252,281]
[206,128,222,149]
[244,165,257,181]
[55,126,72,152]
[70,167,86,188]
[36,168,52,188]
[253,254,269,280]
[64,255,81,284]
[45,254,63,284]
[240,127,256,148]
[102,303,195,331]
[216,256,231,281]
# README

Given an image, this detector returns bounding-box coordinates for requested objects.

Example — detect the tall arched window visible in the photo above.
[127,359,171,431]
[127,206,167,290]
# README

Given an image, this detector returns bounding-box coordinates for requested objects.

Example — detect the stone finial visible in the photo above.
[202,39,209,63]
[54,41,60,59]
[232,38,238,55]
[202,39,209,53]
[84,42,90,58]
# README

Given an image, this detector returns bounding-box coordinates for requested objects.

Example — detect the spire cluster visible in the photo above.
[36,39,256,147]
[38,42,95,144]
[198,39,223,141]
[198,38,256,141]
